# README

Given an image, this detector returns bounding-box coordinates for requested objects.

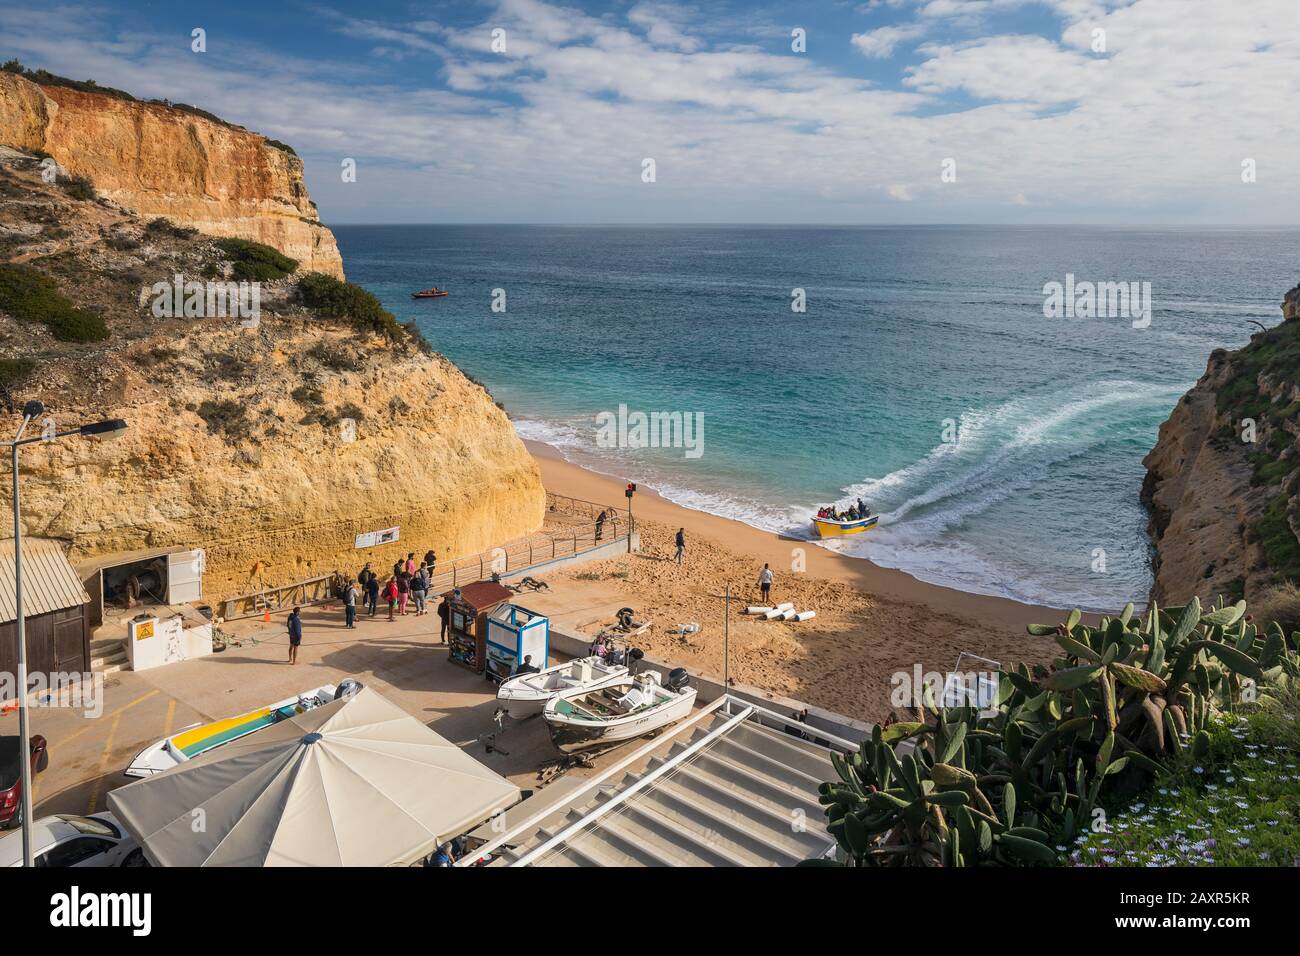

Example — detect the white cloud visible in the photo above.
[852,24,927,59]
[1,0,1296,224]
[905,35,1107,104]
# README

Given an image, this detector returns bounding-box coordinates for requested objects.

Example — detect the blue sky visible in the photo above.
[3,1,1297,224]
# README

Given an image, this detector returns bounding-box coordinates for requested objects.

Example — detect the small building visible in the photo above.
[443,581,513,674]
[485,604,549,684]
[0,538,92,683]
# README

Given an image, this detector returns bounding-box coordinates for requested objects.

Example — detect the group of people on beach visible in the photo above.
[817,498,871,522]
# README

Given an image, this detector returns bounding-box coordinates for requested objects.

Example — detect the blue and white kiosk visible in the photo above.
[484,603,550,684]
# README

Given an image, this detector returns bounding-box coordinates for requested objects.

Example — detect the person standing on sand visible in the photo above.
[405,552,416,576]
[365,572,380,617]
[757,564,773,603]
[287,607,303,664]
[674,528,685,565]
[425,549,437,574]
[437,594,450,643]
[343,579,358,629]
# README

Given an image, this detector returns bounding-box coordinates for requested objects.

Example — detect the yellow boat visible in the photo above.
[123,682,352,777]
[812,514,879,538]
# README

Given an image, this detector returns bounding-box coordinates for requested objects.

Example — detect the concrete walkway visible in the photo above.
[22,599,565,821]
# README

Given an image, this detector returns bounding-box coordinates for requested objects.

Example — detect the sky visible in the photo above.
[2,0,1298,225]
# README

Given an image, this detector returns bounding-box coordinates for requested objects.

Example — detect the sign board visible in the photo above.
[131,619,156,641]
[355,527,400,549]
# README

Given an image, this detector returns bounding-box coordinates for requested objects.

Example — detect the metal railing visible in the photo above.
[217,492,627,617]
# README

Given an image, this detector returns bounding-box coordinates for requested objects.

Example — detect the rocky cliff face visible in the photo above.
[13,325,544,600]
[0,130,543,602]
[1142,291,1300,606]
[0,71,344,278]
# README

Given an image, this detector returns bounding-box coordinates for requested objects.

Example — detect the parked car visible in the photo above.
[0,812,145,867]
[0,734,48,829]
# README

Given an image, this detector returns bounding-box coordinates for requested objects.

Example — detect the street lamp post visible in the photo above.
[5,401,127,867]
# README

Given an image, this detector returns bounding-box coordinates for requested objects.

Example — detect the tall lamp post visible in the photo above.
[5,401,127,867]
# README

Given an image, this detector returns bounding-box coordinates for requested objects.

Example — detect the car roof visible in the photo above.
[0,812,120,866]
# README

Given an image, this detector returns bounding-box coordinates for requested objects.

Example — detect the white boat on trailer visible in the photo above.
[496,655,630,720]
[124,679,362,777]
[543,669,697,754]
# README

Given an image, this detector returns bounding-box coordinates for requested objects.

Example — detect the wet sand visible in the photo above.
[526,439,1065,722]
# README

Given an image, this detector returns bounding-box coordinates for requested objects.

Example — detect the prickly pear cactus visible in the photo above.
[803,596,1300,867]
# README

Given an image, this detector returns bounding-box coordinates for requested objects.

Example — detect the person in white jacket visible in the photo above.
[757,564,774,603]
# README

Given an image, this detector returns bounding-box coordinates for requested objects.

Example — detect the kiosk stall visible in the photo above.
[485,604,549,684]
[443,581,513,674]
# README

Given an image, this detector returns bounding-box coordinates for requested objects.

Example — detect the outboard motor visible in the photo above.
[666,667,690,693]
[335,677,364,700]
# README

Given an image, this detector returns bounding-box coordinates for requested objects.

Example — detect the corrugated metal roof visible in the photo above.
[0,538,91,625]
[485,699,843,867]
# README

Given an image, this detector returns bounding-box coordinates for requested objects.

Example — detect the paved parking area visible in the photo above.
[21,600,569,821]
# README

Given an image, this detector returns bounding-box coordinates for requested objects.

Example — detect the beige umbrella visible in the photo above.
[107,686,519,866]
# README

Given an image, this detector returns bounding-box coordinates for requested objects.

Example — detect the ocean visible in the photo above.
[335,224,1298,612]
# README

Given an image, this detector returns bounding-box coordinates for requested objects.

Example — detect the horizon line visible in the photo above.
[323,221,1300,230]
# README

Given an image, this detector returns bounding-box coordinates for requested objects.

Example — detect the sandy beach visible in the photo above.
[524,439,1065,723]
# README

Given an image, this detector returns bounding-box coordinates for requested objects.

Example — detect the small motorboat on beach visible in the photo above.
[496,655,630,720]
[411,287,448,298]
[123,680,362,777]
[812,513,879,538]
[543,669,696,754]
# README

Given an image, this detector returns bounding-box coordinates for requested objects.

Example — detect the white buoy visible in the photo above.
[746,606,773,615]
[775,602,795,612]
[782,610,798,620]
[795,610,816,622]
[763,609,784,619]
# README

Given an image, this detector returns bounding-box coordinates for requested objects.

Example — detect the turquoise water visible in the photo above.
[336,225,1298,611]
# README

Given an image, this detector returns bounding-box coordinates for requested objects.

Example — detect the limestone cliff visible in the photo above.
[0,131,543,602]
[1142,289,1300,606]
[0,70,343,278]
[12,325,544,600]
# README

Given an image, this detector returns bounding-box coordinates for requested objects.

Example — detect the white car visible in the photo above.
[0,812,145,868]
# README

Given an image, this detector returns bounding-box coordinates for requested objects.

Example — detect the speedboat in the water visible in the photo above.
[497,655,629,720]
[543,669,696,754]
[411,287,448,298]
[123,680,362,777]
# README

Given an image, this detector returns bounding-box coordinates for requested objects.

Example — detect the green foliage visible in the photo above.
[0,264,108,342]
[296,272,416,344]
[57,174,96,202]
[144,217,198,241]
[0,357,36,391]
[1072,702,1300,866]
[808,596,1300,867]
[1253,494,1300,581]
[1210,319,1300,584]
[214,238,298,281]
[263,138,298,156]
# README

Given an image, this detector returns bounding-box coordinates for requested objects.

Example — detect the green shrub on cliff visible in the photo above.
[215,238,298,282]
[296,272,427,347]
[0,358,36,391]
[0,264,108,342]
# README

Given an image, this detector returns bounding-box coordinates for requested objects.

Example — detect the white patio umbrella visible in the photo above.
[107,686,519,866]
